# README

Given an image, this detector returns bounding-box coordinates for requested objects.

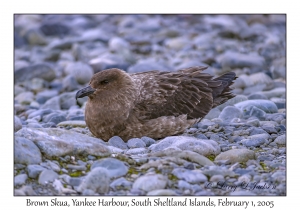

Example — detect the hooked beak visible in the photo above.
[76,85,96,100]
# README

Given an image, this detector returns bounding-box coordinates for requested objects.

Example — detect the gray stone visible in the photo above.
[246,119,260,127]
[77,167,110,194]
[165,37,190,50]
[147,189,177,196]
[258,87,286,99]
[151,150,214,166]
[48,114,67,125]
[42,160,61,172]
[42,112,65,123]
[248,93,268,100]
[219,106,242,122]
[38,169,58,185]
[128,59,172,73]
[271,171,286,182]
[238,174,251,183]
[15,91,34,105]
[176,60,210,72]
[44,49,62,61]
[195,134,208,139]
[248,127,268,136]
[40,22,70,36]
[59,91,77,110]
[29,101,40,109]
[108,136,128,149]
[127,138,146,148]
[42,96,61,110]
[110,177,132,190]
[209,174,225,182]
[108,37,130,52]
[26,164,46,178]
[27,109,52,119]
[78,28,109,43]
[141,136,156,146]
[66,164,87,171]
[22,78,45,92]
[259,121,279,127]
[274,134,286,145]
[242,106,266,120]
[132,174,168,192]
[91,158,128,178]
[14,136,42,165]
[232,129,249,136]
[14,174,28,186]
[14,116,22,132]
[261,125,277,134]
[271,97,286,109]
[172,168,207,183]
[66,109,84,119]
[199,119,215,128]
[217,95,248,111]
[14,185,36,196]
[14,85,26,97]
[281,119,286,126]
[43,122,58,128]
[64,62,94,85]
[250,106,266,120]
[57,120,87,128]
[271,57,286,79]
[235,100,278,113]
[69,115,85,121]
[81,189,97,196]
[195,190,215,196]
[89,53,130,73]
[62,75,80,92]
[15,63,56,83]
[217,51,265,69]
[249,72,273,86]
[215,149,256,163]
[137,18,161,32]
[241,138,266,147]
[247,133,270,140]
[243,84,267,95]
[52,179,77,195]
[15,60,29,71]
[211,118,223,124]
[230,190,256,196]
[15,128,110,157]
[27,123,43,128]
[178,180,191,190]
[68,177,82,187]
[149,136,220,156]
[210,134,220,141]
[202,166,236,177]
[231,74,253,89]
[125,148,148,155]
[204,107,221,119]
[107,146,123,154]
[14,164,25,170]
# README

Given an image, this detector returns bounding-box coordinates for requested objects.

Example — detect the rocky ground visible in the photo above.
[14,14,286,196]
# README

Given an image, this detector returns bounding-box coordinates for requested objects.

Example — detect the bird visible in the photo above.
[76,66,237,142]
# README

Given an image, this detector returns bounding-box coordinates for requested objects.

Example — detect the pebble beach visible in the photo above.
[14,14,286,196]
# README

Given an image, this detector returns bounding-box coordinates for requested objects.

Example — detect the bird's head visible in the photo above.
[76,68,134,101]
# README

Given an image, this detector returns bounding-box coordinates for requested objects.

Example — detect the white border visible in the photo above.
[4,0,294,209]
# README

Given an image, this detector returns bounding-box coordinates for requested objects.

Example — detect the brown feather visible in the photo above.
[76,66,237,141]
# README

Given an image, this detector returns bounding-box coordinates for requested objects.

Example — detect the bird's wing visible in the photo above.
[131,66,222,120]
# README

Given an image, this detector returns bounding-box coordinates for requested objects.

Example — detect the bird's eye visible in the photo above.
[100,80,109,85]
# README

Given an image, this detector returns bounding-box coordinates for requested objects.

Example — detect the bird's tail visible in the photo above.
[212,72,237,108]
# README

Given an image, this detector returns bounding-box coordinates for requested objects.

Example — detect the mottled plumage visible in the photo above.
[76,67,236,141]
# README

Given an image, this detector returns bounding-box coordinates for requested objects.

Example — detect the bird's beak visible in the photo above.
[76,85,96,100]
